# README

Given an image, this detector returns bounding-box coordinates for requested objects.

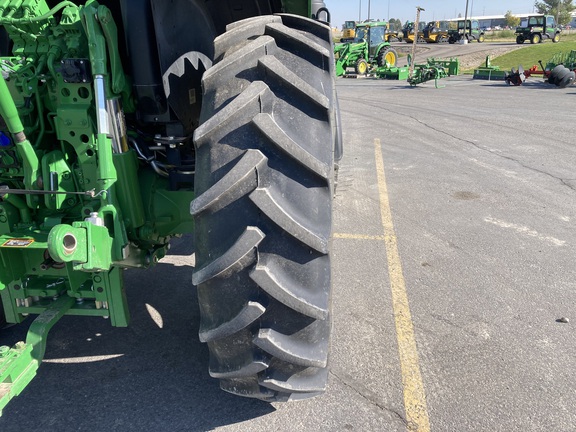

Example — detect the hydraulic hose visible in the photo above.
[0,75,40,207]
[0,1,77,24]
[0,74,24,135]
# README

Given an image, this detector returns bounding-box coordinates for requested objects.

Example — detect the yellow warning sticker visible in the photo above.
[2,238,35,247]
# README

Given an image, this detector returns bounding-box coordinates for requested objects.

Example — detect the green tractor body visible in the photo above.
[341,20,398,43]
[448,19,485,43]
[515,15,561,44]
[334,21,398,76]
[0,0,339,414]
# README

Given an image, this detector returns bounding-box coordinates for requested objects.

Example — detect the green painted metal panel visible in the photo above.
[283,0,310,17]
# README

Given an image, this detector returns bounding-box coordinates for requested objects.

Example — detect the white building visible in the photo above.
[448,12,576,29]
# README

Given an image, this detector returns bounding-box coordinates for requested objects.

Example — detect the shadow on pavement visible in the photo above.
[0,234,275,432]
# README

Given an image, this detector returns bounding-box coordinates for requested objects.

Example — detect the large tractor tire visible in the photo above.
[192,14,335,402]
[377,47,398,67]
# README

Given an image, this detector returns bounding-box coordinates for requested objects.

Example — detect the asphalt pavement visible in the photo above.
[334,75,576,431]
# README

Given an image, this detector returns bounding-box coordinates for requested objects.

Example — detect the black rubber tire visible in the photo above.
[531,33,541,44]
[552,33,560,43]
[516,35,524,44]
[377,47,398,67]
[192,14,334,402]
[549,65,575,88]
[558,71,575,88]
[478,34,485,43]
[549,65,570,86]
[333,85,343,163]
[355,58,368,75]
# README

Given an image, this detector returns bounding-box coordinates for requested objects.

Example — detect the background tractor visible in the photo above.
[448,19,485,43]
[342,20,357,39]
[402,20,426,43]
[423,21,450,43]
[335,22,398,76]
[354,20,399,42]
[0,0,340,413]
[515,15,561,44]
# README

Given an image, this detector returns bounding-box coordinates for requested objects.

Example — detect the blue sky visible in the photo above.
[326,0,538,28]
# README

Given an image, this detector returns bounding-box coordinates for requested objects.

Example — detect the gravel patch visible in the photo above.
[394,43,524,70]
[454,46,524,69]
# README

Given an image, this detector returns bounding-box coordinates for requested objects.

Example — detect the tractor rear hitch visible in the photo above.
[407,58,459,87]
[0,295,74,415]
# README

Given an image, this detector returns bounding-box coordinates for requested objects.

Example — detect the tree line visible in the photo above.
[534,0,575,25]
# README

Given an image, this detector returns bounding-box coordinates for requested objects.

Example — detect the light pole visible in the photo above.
[463,0,470,43]
[359,0,361,21]
[368,0,371,21]
[388,0,390,21]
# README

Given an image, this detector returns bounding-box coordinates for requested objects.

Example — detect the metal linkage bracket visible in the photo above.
[0,295,74,416]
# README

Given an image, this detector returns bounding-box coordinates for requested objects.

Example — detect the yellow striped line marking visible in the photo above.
[333,233,386,240]
[374,138,431,432]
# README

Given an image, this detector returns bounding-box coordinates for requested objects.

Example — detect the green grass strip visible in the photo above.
[488,41,576,70]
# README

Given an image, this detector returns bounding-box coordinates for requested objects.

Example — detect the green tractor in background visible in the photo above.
[341,20,398,43]
[0,0,340,414]
[334,21,398,76]
[515,15,561,44]
[448,19,485,43]
[357,20,400,42]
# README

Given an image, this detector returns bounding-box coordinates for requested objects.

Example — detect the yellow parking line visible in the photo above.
[333,233,386,240]
[374,138,431,432]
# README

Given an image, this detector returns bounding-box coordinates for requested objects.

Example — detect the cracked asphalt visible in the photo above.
[1,76,575,432]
